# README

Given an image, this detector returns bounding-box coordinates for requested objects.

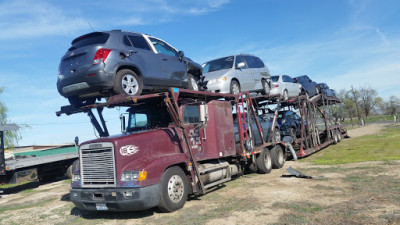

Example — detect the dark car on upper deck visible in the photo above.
[57,30,202,107]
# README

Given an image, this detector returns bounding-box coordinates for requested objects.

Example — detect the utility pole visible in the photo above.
[351,86,362,126]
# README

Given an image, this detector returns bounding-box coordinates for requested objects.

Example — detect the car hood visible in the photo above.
[203,69,231,81]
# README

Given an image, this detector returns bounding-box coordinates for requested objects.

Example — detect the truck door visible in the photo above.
[183,104,207,160]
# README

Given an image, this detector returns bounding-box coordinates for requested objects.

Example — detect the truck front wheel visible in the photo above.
[256,148,272,174]
[158,166,188,212]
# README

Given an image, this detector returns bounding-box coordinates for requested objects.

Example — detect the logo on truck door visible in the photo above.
[120,145,139,156]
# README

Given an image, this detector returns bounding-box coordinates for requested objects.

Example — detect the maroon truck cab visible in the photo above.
[70,99,238,211]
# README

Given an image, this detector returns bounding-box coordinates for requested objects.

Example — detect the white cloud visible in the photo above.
[0,0,88,40]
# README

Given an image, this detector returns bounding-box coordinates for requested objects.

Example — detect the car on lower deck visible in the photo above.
[276,110,302,139]
[269,75,302,100]
[202,54,271,94]
[57,30,202,107]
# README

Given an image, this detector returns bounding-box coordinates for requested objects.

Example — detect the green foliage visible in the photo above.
[0,87,21,148]
[303,125,400,164]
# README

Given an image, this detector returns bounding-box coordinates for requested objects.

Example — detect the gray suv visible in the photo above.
[202,54,271,94]
[57,30,202,106]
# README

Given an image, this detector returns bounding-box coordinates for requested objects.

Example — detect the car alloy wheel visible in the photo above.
[122,74,139,95]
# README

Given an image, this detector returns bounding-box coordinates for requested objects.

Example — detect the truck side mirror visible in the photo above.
[120,113,128,133]
[74,136,79,146]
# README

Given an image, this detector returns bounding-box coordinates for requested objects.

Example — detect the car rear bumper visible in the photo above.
[70,184,160,211]
[57,65,115,98]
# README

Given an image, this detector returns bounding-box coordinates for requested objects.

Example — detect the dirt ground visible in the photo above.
[1,123,399,225]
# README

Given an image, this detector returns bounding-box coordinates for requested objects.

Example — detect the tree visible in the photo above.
[338,88,358,127]
[386,96,400,123]
[0,87,20,148]
[358,85,379,120]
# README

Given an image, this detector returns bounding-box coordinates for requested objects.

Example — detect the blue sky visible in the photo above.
[0,0,399,146]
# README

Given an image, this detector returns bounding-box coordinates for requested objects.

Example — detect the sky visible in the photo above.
[0,0,399,146]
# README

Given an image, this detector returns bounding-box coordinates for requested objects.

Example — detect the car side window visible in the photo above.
[282,75,291,82]
[254,57,265,68]
[235,56,248,69]
[128,35,151,51]
[123,36,133,47]
[149,37,178,57]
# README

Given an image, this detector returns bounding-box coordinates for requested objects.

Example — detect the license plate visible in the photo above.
[96,203,108,211]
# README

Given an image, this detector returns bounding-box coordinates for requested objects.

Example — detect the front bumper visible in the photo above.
[70,184,160,211]
[204,80,231,93]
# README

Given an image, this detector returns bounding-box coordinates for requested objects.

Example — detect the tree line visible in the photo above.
[337,85,400,126]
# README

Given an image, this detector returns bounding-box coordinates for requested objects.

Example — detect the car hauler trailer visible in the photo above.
[278,93,348,158]
[56,88,286,212]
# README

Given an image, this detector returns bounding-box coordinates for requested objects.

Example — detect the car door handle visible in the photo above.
[162,58,168,61]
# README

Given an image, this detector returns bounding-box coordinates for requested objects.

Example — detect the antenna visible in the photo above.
[88,22,95,31]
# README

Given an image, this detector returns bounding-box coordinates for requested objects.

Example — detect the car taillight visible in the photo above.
[274,84,279,87]
[93,48,112,65]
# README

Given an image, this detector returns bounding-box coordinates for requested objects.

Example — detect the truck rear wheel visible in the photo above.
[256,148,272,174]
[158,166,188,212]
[270,145,285,169]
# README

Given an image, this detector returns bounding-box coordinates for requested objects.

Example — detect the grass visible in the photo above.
[302,125,400,165]
[342,114,394,127]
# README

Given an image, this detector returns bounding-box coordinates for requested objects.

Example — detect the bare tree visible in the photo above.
[358,85,379,120]
[337,89,358,127]
[386,96,400,123]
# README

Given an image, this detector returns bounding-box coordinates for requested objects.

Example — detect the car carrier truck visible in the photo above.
[56,88,287,212]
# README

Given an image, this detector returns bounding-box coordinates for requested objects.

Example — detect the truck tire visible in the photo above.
[230,80,240,94]
[158,166,188,212]
[187,73,199,91]
[256,148,272,174]
[113,69,143,96]
[270,145,285,169]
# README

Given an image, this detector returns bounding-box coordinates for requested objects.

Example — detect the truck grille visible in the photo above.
[80,142,116,187]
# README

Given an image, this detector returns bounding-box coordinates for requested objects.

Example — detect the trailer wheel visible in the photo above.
[273,128,281,142]
[66,159,79,179]
[158,166,188,212]
[270,145,285,169]
[256,148,272,174]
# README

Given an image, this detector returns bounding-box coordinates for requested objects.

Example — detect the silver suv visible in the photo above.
[57,30,202,106]
[202,54,271,94]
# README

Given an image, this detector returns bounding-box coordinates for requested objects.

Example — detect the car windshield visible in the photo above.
[271,76,279,82]
[202,56,234,73]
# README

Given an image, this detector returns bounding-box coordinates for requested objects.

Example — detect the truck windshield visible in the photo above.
[202,56,234,73]
[126,105,172,132]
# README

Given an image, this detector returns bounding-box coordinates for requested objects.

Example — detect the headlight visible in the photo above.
[121,171,147,181]
[72,174,81,181]
[207,76,227,85]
